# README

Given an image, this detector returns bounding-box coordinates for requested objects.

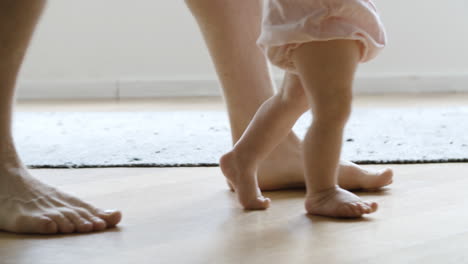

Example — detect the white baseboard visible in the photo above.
[16,80,118,100]
[354,73,468,94]
[16,73,468,100]
[118,79,222,98]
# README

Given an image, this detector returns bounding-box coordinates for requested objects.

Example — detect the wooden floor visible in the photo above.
[0,164,467,264]
[2,95,468,263]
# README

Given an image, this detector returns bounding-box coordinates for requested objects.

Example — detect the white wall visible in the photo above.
[18,0,468,99]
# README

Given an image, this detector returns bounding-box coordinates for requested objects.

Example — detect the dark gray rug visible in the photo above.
[13,108,468,168]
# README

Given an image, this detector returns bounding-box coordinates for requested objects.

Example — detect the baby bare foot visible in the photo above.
[338,161,393,191]
[0,167,121,234]
[220,151,270,210]
[305,186,378,218]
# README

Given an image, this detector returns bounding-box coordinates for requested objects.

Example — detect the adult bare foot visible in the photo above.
[256,133,305,190]
[0,0,120,235]
[337,160,393,191]
[0,166,121,234]
[305,186,378,218]
[254,133,394,191]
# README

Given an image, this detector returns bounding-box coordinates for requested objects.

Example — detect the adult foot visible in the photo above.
[220,151,270,210]
[0,166,121,234]
[253,133,393,191]
[337,160,393,191]
[305,186,378,218]
[255,133,305,190]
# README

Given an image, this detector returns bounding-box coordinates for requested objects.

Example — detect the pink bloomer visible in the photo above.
[257,0,387,72]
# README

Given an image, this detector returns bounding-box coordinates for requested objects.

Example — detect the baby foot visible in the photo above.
[338,161,393,191]
[305,186,378,218]
[0,167,122,234]
[220,151,270,210]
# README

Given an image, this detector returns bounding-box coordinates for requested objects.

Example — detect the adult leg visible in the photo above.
[185,0,393,191]
[185,0,305,189]
[0,0,121,234]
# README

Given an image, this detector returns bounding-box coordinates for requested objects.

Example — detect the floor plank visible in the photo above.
[1,164,468,264]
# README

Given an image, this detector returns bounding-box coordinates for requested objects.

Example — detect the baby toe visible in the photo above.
[360,203,372,214]
[350,203,364,216]
[339,203,358,218]
[241,197,270,210]
[365,201,378,213]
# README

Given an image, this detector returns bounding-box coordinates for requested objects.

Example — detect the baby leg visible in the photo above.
[220,73,309,210]
[292,40,378,218]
